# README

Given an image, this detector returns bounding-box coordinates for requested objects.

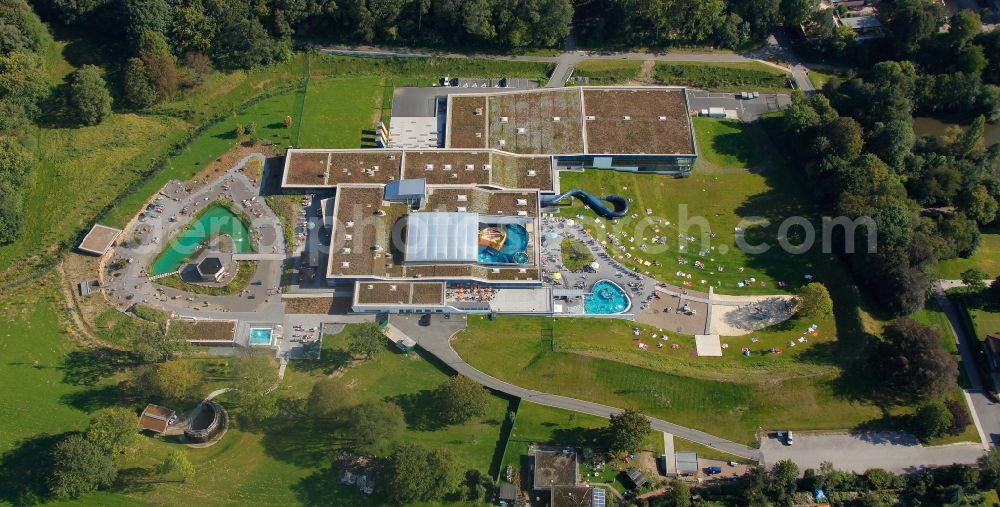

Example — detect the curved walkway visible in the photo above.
[392,315,762,461]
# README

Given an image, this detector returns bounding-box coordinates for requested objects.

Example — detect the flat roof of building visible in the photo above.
[447,86,695,156]
[552,486,599,507]
[283,149,554,191]
[78,224,122,255]
[354,281,446,306]
[533,448,579,490]
[184,319,237,343]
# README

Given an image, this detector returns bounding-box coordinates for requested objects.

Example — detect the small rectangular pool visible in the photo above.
[248,327,273,346]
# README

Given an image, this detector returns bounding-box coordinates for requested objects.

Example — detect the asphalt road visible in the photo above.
[390,314,762,461]
[761,432,984,473]
[935,288,1000,446]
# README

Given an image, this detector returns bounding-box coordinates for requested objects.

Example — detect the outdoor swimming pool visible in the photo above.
[150,204,253,275]
[584,280,631,315]
[248,327,273,346]
[478,223,529,264]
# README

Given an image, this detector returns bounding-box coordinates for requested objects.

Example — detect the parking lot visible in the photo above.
[687,90,791,122]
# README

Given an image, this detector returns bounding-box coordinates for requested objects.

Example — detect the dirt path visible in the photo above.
[639,60,655,81]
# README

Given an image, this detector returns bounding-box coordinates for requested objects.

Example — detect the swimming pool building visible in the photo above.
[280,86,697,315]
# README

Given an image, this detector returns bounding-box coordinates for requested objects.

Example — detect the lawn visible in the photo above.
[556,118,835,295]
[971,307,1000,341]
[297,77,385,148]
[453,315,884,444]
[935,232,1000,280]
[653,61,792,93]
[572,59,644,84]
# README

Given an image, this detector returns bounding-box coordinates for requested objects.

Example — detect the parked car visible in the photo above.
[418,314,431,326]
[786,431,794,446]
[705,466,723,475]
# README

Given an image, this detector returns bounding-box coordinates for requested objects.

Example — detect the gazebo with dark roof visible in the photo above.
[197,256,226,282]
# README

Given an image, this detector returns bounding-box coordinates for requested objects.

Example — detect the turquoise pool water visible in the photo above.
[478,223,529,264]
[248,327,273,346]
[150,204,253,275]
[584,280,631,315]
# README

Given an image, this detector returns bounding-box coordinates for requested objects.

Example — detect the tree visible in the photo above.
[663,479,691,507]
[867,120,915,170]
[346,400,404,453]
[796,282,833,318]
[606,408,651,454]
[958,185,998,225]
[434,375,490,425]
[768,459,799,503]
[283,115,293,129]
[50,435,117,499]
[990,276,1000,304]
[978,447,1000,490]
[245,121,257,135]
[140,53,178,101]
[873,319,957,401]
[888,0,944,56]
[122,58,156,108]
[231,352,279,422]
[347,322,385,360]
[947,10,980,49]
[960,268,987,291]
[85,407,140,455]
[132,319,190,363]
[782,0,819,27]
[382,443,461,504]
[307,376,353,419]
[944,398,971,435]
[183,51,213,82]
[157,450,195,482]
[120,0,171,43]
[235,123,245,138]
[147,359,202,401]
[66,65,112,126]
[914,400,953,441]
[0,51,49,119]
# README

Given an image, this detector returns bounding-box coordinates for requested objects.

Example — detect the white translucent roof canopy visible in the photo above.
[403,212,480,263]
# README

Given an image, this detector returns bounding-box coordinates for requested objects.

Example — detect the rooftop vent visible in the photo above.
[623,115,631,121]
[658,116,667,121]
[465,164,474,170]
[425,164,434,170]
[498,139,506,146]
[341,262,351,268]
[516,199,527,206]
[527,170,536,177]
[484,164,492,170]
[552,116,561,122]
[475,132,482,138]
[341,248,351,254]
[367,284,374,289]
[474,108,483,115]
[457,194,468,201]
[372,165,379,171]
[457,206,467,212]
[516,127,526,134]
[586,115,596,121]
[345,234,353,241]
[389,155,396,160]
[517,210,528,216]
[443,164,452,171]
[518,268,527,273]
[500,116,509,123]
[389,284,397,291]
[492,268,500,273]
[346,221,354,228]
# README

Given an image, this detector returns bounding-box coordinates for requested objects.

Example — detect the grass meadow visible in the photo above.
[935,231,1000,280]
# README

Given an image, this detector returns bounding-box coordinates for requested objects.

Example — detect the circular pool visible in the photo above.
[584,280,631,315]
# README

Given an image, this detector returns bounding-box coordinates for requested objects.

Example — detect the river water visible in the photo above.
[912,117,1000,147]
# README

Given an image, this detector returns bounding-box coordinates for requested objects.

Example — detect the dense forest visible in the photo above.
[775,1,1000,315]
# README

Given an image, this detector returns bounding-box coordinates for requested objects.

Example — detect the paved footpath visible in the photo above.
[391,314,762,461]
[761,432,984,473]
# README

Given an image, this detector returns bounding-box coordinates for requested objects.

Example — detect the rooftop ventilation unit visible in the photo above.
[443,164,452,171]
[345,234,353,241]
[516,127,526,134]
[492,268,500,273]
[552,116,561,122]
[342,248,351,254]
[498,139,506,146]
[367,284,374,289]
[372,165,379,171]
[484,164,492,170]
[474,108,483,115]
[389,154,396,160]
[623,115,631,120]
[341,262,351,268]
[516,199,527,206]
[425,164,434,170]
[465,164,474,170]
[658,116,667,121]
[527,170,536,177]
[518,268,527,273]
[475,132,482,138]
[517,210,528,216]
[457,194,468,201]
[457,206,467,212]
[346,221,354,228]
[586,115,596,120]
[500,116,509,123]
[389,284,397,291]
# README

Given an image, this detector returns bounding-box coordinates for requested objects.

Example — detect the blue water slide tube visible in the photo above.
[541,189,630,219]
